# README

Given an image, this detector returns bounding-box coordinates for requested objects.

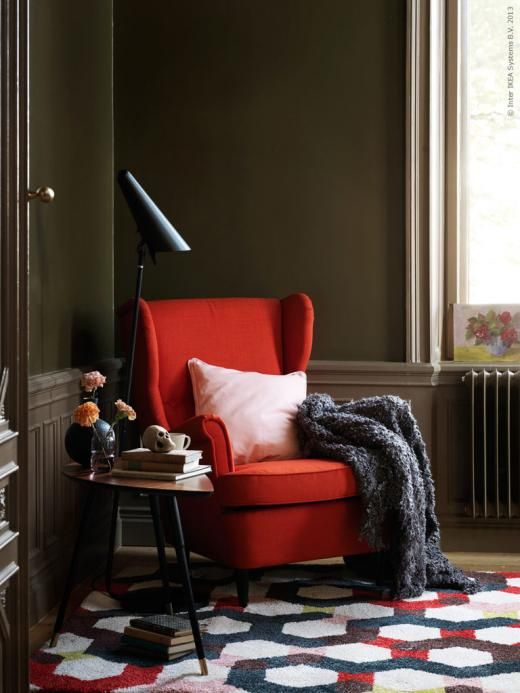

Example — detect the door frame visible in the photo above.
[1,0,29,689]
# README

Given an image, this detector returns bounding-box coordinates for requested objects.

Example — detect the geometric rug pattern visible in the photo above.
[30,565,520,692]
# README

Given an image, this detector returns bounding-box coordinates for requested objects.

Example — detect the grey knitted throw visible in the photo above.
[297,393,479,598]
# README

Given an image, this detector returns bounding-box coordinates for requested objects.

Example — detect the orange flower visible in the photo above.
[73,401,100,427]
[114,399,137,421]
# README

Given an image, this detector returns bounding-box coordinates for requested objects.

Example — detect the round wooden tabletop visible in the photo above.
[63,463,214,496]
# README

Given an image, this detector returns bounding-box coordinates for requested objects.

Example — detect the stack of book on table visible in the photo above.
[111,447,211,481]
[121,614,200,661]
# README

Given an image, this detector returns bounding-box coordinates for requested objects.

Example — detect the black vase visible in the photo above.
[64,418,112,468]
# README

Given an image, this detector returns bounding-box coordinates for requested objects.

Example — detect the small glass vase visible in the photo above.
[90,426,116,474]
[487,335,509,357]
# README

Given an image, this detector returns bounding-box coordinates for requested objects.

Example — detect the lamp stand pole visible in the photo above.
[125,240,146,405]
[120,240,146,453]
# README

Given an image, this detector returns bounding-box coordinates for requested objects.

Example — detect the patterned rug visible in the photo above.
[30,563,520,692]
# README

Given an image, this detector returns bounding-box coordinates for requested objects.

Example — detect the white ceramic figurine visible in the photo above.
[142,425,176,452]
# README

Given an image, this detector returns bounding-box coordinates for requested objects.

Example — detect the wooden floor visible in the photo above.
[30,549,520,654]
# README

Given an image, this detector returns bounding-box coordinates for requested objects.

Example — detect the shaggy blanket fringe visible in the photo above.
[297,393,479,599]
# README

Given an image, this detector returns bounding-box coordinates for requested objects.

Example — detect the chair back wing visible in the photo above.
[281,293,314,373]
[119,294,314,431]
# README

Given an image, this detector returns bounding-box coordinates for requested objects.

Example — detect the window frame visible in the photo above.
[406,0,470,364]
[445,0,469,309]
[406,0,447,364]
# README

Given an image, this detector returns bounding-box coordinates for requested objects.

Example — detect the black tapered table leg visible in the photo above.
[168,496,208,676]
[105,489,120,597]
[50,486,96,647]
[149,494,174,616]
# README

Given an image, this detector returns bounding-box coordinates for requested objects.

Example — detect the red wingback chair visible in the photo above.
[118,294,370,605]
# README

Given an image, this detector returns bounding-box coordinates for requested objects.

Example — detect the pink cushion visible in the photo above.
[188,358,307,465]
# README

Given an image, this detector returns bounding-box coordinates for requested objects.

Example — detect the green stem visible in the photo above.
[90,417,111,465]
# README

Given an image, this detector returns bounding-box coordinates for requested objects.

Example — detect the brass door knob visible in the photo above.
[27,186,55,203]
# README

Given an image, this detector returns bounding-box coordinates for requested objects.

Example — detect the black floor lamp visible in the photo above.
[96,172,192,616]
[117,169,190,411]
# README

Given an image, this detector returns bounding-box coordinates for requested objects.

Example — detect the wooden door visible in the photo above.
[0,0,30,690]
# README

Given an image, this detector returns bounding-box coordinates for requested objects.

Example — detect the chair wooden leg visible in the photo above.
[250,568,262,581]
[235,569,249,607]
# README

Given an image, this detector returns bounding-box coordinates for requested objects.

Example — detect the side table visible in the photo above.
[51,463,214,676]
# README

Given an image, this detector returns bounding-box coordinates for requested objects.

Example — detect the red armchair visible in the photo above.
[118,294,370,605]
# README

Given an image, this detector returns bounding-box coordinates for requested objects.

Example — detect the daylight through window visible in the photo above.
[460,0,520,302]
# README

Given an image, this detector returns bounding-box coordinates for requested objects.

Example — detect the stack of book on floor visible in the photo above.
[111,447,211,481]
[121,614,200,661]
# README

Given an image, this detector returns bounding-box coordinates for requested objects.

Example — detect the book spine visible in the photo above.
[121,448,203,463]
[118,459,200,473]
[129,619,191,638]
[112,467,211,481]
[121,646,188,662]
[124,626,194,646]
[111,469,178,481]
[121,634,195,654]
[173,466,211,480]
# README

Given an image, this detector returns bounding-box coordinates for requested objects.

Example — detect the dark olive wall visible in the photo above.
[114,0,406,360]
[29,0,114,375]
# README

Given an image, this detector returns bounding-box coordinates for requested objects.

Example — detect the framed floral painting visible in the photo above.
[453,304,520,362]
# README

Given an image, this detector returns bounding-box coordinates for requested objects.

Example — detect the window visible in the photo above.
[406,0,520,362]
[449,0,520,303]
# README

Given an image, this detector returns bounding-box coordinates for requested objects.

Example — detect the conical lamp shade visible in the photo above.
[117,170,190,258]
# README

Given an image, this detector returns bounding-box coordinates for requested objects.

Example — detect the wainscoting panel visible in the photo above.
[28,424,42,562]
[435,374,471,519]
[28,360,122,625]
[307,360,438,474]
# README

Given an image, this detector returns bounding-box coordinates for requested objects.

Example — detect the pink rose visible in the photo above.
[499,311,512,325]
[474,325,490,341]
[501,327,518,347]
[80,371,107,392]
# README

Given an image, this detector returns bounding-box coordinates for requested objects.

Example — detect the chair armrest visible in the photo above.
[178,414,235,478]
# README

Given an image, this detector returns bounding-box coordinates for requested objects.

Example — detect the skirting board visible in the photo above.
[441,526,520,553]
